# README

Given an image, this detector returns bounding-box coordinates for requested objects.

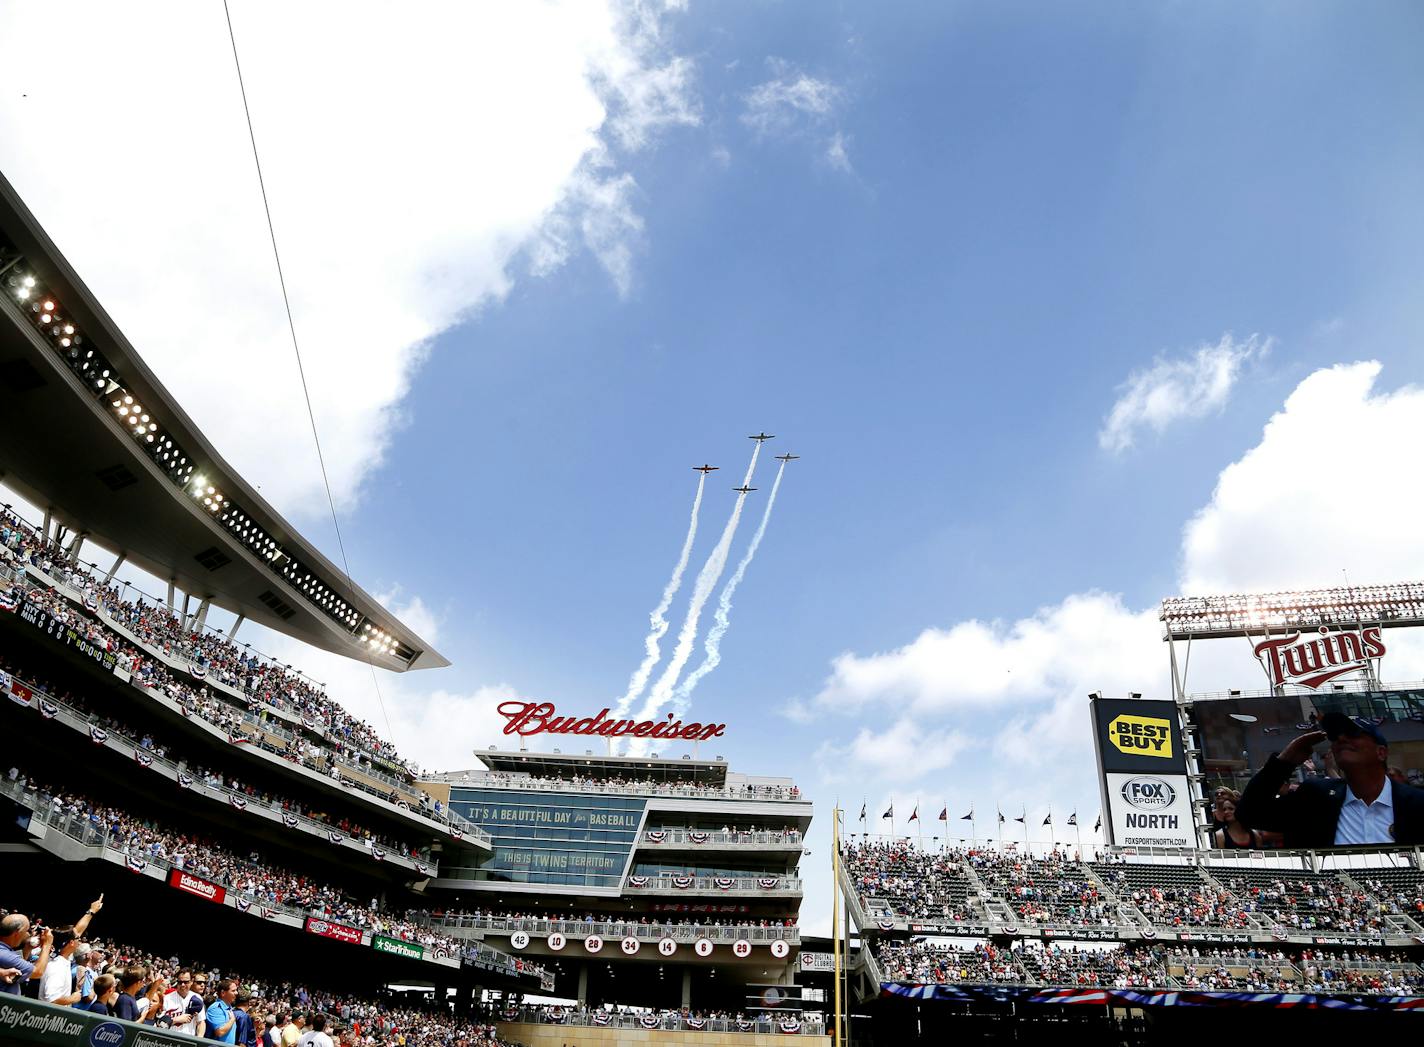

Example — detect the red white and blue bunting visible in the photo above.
[125,854,147,873]
[673,876,695,889]
[591,1012,610,1026]
[134,749,153,767]
[689,831,709,845]
[39,700,58,719]
[229,796,248,811]
[758,877,781,890]
[715,877,736,891]
[639,1015,660,1029]
[89,725,108,744]
[645,830,666,843]
[628,875,649,888]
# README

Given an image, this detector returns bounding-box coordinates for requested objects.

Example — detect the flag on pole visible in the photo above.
[960,809,974,821]
[1093,814,1102,832]
[1067,812,1077,826]
[908,804,919,822]
[997,810,1005,824]
[1042,813,1052,827]
[859,802,866,823]
[882,804,893,820]
[938,807,947,821]
[1014,813,1026,824]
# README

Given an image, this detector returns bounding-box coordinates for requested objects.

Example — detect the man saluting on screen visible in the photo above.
[1236,713,1424,847]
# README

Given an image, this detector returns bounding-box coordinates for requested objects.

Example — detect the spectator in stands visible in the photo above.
[234,992,258,1047]
[115,966,147,1022]
[81,973,119,1014]
[1238,714,1424,846]
[207,978,240,1044]
[0,914,51,996]
[38,925,86,1005]
[297,1013,333,1047]
[282,1013,304,1047]
[163,968,207,1035]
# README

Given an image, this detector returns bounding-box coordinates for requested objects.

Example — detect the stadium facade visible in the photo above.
[0,168,827,1045]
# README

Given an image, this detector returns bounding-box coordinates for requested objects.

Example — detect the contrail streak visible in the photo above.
[671,460,786,713]
[627,445,761,746]
[613,473,706,718]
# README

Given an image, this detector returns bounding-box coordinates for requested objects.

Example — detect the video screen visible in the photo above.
[1190,687,1424,850]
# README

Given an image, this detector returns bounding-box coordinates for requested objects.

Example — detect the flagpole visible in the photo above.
[1074,820,1083,860]
[996,808,1002,849]
[832,805,842,1047]
[1022,805,1029,852]
[916,798,923,851]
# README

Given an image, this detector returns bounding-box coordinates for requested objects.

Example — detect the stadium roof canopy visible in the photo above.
[468,749,730,783]
[0,171,446,671]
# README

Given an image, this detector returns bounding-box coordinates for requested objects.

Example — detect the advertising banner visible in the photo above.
[304,917,363,944]
[1104,772,1195,848]
[372,934,424,961]
[167,868,226,905]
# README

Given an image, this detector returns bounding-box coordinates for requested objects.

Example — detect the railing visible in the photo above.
[1,778,536,977]
[642,828,804,847]
[0,669,436,869]
[28,563,427,793]
[498,1006,825,1036]
[451,771,805,802]
[625,875,803,893]
[417,913,800,944]
[2,577,488,843]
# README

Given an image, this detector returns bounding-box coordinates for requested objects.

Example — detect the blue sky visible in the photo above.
[3,1,1424,929]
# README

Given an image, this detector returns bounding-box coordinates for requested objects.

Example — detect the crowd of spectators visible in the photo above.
[876,939,1424,994]
[0,656,431,862]
[842,841,1424,938]
[1,900,517,1045]
[458,769,800,801]
[841,841,980,924]
[1,515,428,791]
[7,769,469,960]
[1221,875,1389,934]
[1,525,474,831]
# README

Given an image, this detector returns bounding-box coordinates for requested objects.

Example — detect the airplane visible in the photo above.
[748,432,775,442]
[733,485,757,494]
[774,453,799,463]
[693,464,719,473]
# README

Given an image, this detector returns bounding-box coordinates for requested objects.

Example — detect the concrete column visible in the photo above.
[166,581,176,612]
[577,963,588,1005]
[66,533,85,561]
[681,967,691,1009]
[194,597,211,631]
[103,552,126,585]
[40,508,51,543]
[227,614,245,641]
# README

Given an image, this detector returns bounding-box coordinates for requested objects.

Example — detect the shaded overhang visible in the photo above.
[0,169,446,670]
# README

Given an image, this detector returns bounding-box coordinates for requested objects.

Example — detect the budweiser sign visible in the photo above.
[168,868,226,904]
[497,701,726,742]
[305,917,363,944]
[1253,626,1385,689]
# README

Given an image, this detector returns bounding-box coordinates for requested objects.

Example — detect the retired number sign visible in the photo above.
[547,932,566,951]
[584,935,604,954]
[694,938,714,957]
[510,931,530,950]
[658,937,678,956]
[732,939,752,958]
[770,939,790,959]
[621,937,640,955]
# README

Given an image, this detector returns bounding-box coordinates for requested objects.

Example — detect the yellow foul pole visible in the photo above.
[832,805,843,1047]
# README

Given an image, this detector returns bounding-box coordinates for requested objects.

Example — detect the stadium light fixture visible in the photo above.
[1161,582,1424,639]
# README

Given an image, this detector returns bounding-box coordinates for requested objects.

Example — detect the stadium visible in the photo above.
[0,171,822,1045]
[3,72,1424,1047]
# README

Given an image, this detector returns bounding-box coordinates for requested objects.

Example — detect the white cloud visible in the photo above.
[740,60,849,171]
[0,1,696,521]
[1099,333,1270,453]
[1180,360,1424,594]
[825,132,852,173]
[815,718,969,784]
[813,593,1161,715]
[809,360,1424,802]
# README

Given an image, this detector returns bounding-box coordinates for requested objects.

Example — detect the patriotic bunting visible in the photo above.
[778,1019,802,1034]
[134,749,153,767]
[177,773,193,789]
[758,877,781,890]
[126,854,147,873]
[0,589,19,612]
[628,875,649,888]
[591,1013,610,1027]
[639,1015,660,1029]
[672,875,694,889]
[715,877,736,891]
[415,862,429,876]
[328,831,344,844]
[646,830,667,843]
[372,847,386,862]
[39,700,58,720]
[689,831,710,845]
[282,813,299,829]
[89,725,108,744]
[686,1017,707,1030]
[229,796,248,811]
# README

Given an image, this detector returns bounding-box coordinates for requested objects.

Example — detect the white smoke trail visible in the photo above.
[626,444,762,746]
[612,473,706,718]
[670,460,786,714]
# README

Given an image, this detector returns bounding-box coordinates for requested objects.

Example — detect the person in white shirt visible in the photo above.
[295,1013,334,1047]
[37,929,79,1005]
[162,969,207,1036]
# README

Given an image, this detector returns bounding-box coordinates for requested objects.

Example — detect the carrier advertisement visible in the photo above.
[1189,688,1424,851]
